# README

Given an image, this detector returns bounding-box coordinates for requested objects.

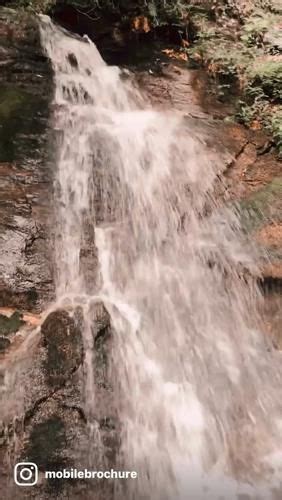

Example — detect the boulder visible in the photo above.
[41,309,84,388]
[0,305,117,499]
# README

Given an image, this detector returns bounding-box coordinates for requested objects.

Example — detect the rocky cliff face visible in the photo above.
[0,304,116,499]
[0,7,54,311]
[0,6,281,499]
[0,9,117,499]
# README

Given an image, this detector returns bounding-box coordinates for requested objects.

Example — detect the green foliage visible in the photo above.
[188,34,254,91]
[241,11,277,47]
[237,100,282,156]
[5,0,281,152]
[240,177,282,230]
[8,0,191,20]
[9,0,55,13]
[269,109,282,157]
[236,99,267,124]
[247,59,282,101]
[186,1,281,151]
[145,0,190,25]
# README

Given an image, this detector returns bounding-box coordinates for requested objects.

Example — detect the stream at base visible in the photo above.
[40,17,282,500]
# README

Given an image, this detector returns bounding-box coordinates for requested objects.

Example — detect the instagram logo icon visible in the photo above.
[14,463,38,486]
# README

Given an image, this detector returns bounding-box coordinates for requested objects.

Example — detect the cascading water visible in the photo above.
[40,17,282,500]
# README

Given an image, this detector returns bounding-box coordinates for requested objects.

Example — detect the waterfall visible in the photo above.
[40,17,282,500]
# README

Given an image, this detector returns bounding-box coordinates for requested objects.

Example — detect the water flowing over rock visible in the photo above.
[36,16,282,500]
[0,303,116,499]
[0,7,281,500]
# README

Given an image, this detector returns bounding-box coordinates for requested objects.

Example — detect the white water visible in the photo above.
[40,18,282,500]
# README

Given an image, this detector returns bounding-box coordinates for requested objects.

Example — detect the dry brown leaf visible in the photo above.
[131,16,151,33]
[162,48,188,61]
[250,120,262,130]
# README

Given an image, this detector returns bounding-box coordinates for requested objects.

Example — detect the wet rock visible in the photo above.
[244,189,282,282]
[0,336,10,352]
[0,310,25,335]
[0,302,117,499]
[0,8,51,93]
[22,394,93,499]
[89,302,112,392]
[138,62,282,287]
[0,163,54,310]
[255,221,282,278]
[53,4,126,63]
[236,176,282,279]
[25,415,68,469]
[240,177,282,229]
[90,301,111,340]
[263,290,282,350]
[79,217,99,294]
[41,309,84,388]
[0,7,54,311]
[87,302,119,467]
[215,114,282,284]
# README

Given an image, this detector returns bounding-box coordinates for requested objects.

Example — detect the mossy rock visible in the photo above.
[24,414,69,493]
[89,301,112,390]
[0,85,40,121]
[0,6,40,50]
[0,83,50,162]
[240,177,282,231]
[0,311,25,336]
[41,309,84,388]
[25,415,67,469]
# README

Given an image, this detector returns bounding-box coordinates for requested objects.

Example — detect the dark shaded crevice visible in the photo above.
[256,140,276,156]
[24,225,44,254]
[259,275,282,294]
[94,325,111,346]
